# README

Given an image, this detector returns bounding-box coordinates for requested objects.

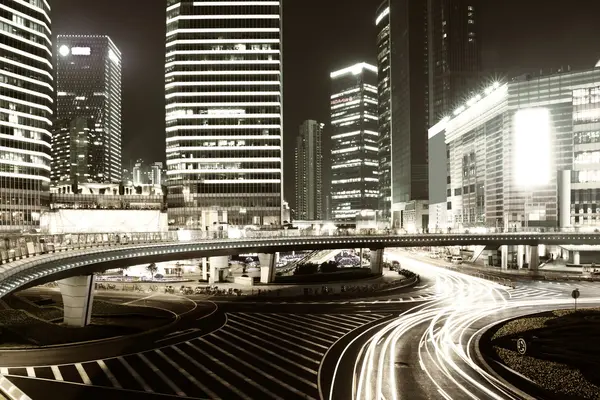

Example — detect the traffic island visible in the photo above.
[480,307,600,399]
[0,294,174,347]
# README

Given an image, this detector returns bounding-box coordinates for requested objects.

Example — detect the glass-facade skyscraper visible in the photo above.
[0,0,53,231]
[330,63,379,223]
[295,120,323,220]
[376,0,480,231]
[165,0,283,229]
[54,35,122,184]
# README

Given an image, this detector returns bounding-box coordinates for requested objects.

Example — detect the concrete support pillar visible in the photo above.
[562,249,569,260]
[517,245,524,268]
[573,251,581,265]
[525,245,531,265]
[500,245,508,270]
[370,248,384,275]
[259,253,276,284]
[201,258,208,281]
[559,170,572,229]
[57,275,96,327]
[529,245,539,271]
[209,256,228,284]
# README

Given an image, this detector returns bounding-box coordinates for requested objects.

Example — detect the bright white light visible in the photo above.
[375,7,390,25]
[453,106,465,116]
[108,49,120,64]
[71,47,90,55]
[59,45,70,56]
[514,108,551,187]
[330,62,378,79]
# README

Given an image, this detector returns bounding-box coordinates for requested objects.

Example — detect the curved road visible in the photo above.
[3,253,599,399]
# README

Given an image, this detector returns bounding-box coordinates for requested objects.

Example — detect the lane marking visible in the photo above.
[75,363,91,385]
[200,337,314,399]
[124,293,156,305]
[228,316,325,356]
[50,366,63,381]
[155,349,215,398]
[254,313,340,341]
[118,356,153,393]
[138,353,185,397]
[26,367,35,378]
[185,341,282,399]
[97,360,122,389]
[0,368,8,375]
[171,345,251,400]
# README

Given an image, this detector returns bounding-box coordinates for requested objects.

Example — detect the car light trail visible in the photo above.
[352,253,600,400]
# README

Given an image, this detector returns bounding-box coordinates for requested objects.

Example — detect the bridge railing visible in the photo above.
[0,226,596,265]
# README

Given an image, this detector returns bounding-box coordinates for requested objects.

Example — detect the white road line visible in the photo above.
[185,341,282,400]
[0,368,8,375]
[155,349,216,398]
[118,357,153,393]
[409,297,414,301]
[124,293,156,305]
[74,363,91,385]
[221,328,319,378]
[288,314,352,333]
[341,314,379,324]
[171,345,251,400]
[226,323,321,364]
[201,336,316,399]
[236,313,330,349]
[97,360,122,389]
[138,353,185,397]
[228,316,325,356]
[50,366,63,381]
[256,314,339,340]
[320,314,365,329]
[26,367,35,378]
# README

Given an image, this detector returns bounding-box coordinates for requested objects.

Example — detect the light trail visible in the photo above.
[352,253,600,400]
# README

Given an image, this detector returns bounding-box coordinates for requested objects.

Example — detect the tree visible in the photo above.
[146,263,158,280]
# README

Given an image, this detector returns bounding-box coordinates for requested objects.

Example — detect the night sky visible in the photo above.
[51,0,600,201]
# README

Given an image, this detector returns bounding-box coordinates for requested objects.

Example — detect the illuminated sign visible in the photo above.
[514,108,551,187]
[59,45,70,56]
[71,47,91,55]
[331,97,353,105]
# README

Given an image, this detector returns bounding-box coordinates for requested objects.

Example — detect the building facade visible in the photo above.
[428,0,482,121]
[429,67,600,232]
[295,120,323,220]
[330,63,379,223]
[54,35,122,184]
[375,0,430,231]
[375,0,481,231]
[0,0,53,231]
[165,0,283,229]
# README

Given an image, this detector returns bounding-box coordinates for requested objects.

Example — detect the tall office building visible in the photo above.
[375,0,481,231]
[429,0,482,121]
[295,120,323,220]
[53,35,122,184]
[0,1,53,231]
[330,63,379,223]
[165,0,283,228]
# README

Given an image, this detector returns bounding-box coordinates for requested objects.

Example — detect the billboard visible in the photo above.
[514,108,551,187]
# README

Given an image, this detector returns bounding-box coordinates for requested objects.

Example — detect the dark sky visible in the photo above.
[51,0,600,201]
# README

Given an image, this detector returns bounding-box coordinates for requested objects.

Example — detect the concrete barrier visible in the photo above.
[234,276,254,286]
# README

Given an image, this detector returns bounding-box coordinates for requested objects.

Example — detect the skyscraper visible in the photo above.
[330,63,379,223]
[375,0,481,231]
[54,35,122,184]
[165,0,283,228]
[295,120,323,220]
[429,0,482,121]
[0,1,53,231]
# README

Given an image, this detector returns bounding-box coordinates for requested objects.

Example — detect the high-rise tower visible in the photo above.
[295,120,323,220]
[165,0,283,228]
[0,0,53,231]
[376,0,481,231]
[330,63,379,223]
[54,35,122,184]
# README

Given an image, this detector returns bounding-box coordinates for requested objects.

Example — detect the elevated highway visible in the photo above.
[1,231,599,298]
[0,230,598,326]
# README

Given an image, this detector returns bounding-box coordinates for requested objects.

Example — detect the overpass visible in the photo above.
[1,230,599,326]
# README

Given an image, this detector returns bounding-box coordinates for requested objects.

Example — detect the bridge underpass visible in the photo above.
[1,232,599,326]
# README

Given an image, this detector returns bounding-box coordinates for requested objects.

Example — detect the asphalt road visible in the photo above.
[3,252,600,400]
